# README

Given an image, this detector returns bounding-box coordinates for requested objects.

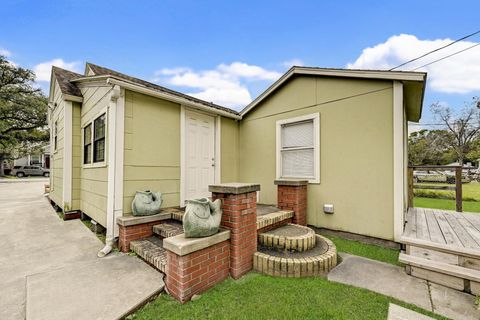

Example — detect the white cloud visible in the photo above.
[33,58,81,82]
[282,58,304,68]
[0,48,11,57]
[154,62,283,109]
[347,34,480,94]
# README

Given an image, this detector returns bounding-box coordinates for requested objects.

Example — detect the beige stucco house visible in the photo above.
[48,63,426,248]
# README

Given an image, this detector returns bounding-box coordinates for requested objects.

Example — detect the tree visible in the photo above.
[408,129,454,165]
[0,55,48,176]
[430,97,480,165]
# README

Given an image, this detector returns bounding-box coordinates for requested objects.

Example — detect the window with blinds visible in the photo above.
[276,113,319,183]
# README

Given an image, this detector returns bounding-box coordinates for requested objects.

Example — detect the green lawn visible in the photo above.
[322,234,400,266]
[414,181,480,213]
[131,237,433,319]
[133,273,445,320]
[414,197,480,212]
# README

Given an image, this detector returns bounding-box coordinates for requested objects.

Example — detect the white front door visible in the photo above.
[184,110,216,203]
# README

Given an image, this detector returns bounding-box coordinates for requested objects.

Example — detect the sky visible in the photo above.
[1,0,479,128]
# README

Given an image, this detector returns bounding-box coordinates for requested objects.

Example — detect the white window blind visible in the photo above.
[280,119,315,178]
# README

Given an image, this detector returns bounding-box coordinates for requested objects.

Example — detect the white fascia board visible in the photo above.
[241,67,426,116]
[106,78,242,120]
[393,81,405,241]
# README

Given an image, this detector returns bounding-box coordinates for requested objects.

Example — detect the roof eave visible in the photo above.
[241,66,427,117]
[105,77,242,120]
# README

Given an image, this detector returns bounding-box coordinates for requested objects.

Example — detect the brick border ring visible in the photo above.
[258,223,316,252]
[253,235,337,277]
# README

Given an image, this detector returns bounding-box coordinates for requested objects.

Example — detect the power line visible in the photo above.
[389,30,480,71]
[411,42,480,70]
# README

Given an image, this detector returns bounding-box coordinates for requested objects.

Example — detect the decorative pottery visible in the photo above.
[131,190,163,216]
[183,198,222,238]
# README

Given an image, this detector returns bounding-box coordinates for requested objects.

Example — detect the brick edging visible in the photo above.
[258,223,316,252]
[253,235,337,277]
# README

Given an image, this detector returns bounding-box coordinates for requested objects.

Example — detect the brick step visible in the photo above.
[130,237,167,273]
[254,235,337,278]
[258,223,316,252]
[153,221,184,238]
[399,253,480,294]
[256,210,294,231]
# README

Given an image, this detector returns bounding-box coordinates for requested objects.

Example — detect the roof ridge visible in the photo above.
[80,62,240,116]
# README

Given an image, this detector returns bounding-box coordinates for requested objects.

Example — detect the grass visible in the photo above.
[321,234,400,266]
[414,196,480,212]
[132,273,445,320]
[133,237,420,319]
[81,219,106,243]
[414,181,480,213]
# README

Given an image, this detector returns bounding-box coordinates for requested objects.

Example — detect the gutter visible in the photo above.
[106,78,242,120]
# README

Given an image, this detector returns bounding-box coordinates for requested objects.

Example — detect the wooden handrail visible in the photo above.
[407,166,463,212]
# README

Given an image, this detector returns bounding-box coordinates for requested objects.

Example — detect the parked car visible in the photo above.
[11,165,50,178]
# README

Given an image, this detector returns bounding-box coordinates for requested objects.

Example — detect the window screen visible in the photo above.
[280,119,315,179]
[84,124,92,164]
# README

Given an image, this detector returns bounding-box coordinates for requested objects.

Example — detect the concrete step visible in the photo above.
[399,252,480,294]
[153,221,184,238]
[256,210,294,231]
[130,237,167,273]
[258,223,316,252]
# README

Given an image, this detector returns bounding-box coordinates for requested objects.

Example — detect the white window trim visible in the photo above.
[81,109,108,168]
[276,113,320,184]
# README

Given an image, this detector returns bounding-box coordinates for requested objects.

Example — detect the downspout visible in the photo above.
[98,85,121,257]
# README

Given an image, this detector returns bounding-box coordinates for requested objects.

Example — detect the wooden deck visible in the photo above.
[403,207,480,251]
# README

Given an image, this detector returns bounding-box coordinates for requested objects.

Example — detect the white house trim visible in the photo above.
[241,66,426,117]
[106,85,121,241]
[275,112,320,184]
[180,105,186,207]
[215,116,221,184]
[62,100,73,211]
[105,78,241,120]
[113,88,125,237]
[393,81,404,242]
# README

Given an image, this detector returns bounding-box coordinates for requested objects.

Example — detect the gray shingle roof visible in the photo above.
[86,63,240,116]
[52,66,82,97]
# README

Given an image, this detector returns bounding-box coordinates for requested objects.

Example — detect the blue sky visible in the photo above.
[1,0,479,126]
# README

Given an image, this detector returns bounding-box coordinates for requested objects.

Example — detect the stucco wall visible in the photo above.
[239,75,396,240]
[79,85,111,226]
[49,79,64,207]
[123,91,181,215]
[220,117,239,182]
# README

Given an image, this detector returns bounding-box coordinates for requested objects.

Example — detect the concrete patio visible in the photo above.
[0,180,164,320]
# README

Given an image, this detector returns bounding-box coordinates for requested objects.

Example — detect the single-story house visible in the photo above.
[47,63,426,248]
[13,145,51,169]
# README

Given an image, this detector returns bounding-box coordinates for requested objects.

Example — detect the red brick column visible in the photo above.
[210,183,260,279]
[118,222,158,252]
[275,180,308,226]
[166,240,230,303]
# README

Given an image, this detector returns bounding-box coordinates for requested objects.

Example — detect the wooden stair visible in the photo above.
[400,238,480,295]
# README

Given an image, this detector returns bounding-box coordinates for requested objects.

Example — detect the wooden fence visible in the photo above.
[408,165,463,212]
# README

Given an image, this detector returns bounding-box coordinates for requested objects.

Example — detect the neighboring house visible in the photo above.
[13,145,51,169]
[48,63,426,246]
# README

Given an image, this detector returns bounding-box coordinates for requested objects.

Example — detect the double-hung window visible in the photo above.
[83,124,92,164]
[54,121,58,151]
[93,114,106,162]
[83,113,106,165]
[276,113,320,183]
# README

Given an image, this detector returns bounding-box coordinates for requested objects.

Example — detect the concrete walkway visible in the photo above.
[0,181,164,320]
[329,253,480,320]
